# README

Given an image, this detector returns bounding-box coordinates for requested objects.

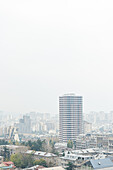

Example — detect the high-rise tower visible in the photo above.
[59,94,83,142]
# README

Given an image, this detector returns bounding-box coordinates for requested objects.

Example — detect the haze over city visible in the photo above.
[0,0,113,114]
[1,1,113,170]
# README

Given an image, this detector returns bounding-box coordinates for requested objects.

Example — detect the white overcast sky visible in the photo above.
[0,0,113,114]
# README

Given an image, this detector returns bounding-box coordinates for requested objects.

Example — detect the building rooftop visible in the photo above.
[26,150,57,157]
[90,158,113,169]
[42,166,64,170]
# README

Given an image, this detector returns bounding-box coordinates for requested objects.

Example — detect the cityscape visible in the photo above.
[1,0,113,169]
[0,93,113,169]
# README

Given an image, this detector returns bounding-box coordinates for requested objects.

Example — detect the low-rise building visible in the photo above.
[0,145,28,155]
[25,150,60,167]
[54,143,67,152]
[0,161,16,170]
[60,150,94,168]
[42,167,64,170]
[60,148,113,169]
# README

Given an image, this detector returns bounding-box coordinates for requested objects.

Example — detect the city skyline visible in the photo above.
[0,0,113,169]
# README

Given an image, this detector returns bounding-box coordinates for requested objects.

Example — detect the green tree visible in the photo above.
[0,140,9,145]
[67,140,73,148]
[41,140,48,152]
[24,139,45,151]
[21,141,25,145]
[66,162,74,170]
[62,152,65,156]
[27,140,32,147]
[49,140,56,154]
[10,153,22,168]
[20,154,34,168]
[10,153,34,168]
[1,146,10,161]
[33,158,47,167]
[54,151,59,156]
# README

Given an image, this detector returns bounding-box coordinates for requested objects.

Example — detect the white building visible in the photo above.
[59,94,83,142]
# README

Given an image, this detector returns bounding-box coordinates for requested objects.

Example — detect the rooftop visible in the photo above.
[90,158,113,169]
[26,150,57,157]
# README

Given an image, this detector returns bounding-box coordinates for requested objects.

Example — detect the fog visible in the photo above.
[0,0,113,114]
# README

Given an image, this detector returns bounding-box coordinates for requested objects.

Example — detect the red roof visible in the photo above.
[3,162,16,168]
[3,162,14,165]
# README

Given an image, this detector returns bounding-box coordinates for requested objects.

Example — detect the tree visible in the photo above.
[10,153,22,168]
[1,146,10,161]
[54,151,59,156]
[20,154,34,168]
[66,162,74,170]
[24,139,45,151]
[73,141,76,149]
[48,161,54,167]
[41,140,48,152]
[67,140,73,148]
[0,140,9,145]
[33,159,47,167]
[49,140,56,153]
[27,140,32,147]
[62,152,65,156]
[10,153,34,168]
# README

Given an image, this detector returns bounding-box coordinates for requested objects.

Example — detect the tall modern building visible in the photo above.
[59,94,83,142]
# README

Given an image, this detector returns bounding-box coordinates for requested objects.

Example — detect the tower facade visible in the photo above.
[59,94,83,142]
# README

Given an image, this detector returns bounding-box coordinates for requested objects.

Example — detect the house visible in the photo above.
[60,150,94,167]
[90,158,113,169]
[25,150,60,167]
[0,161,16,169]
[0,145,28,155]
[79,158,113,170]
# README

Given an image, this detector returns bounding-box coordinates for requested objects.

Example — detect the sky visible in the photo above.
[0,0,113,115]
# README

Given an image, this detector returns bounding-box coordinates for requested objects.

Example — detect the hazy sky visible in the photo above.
[0,0,113,114]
